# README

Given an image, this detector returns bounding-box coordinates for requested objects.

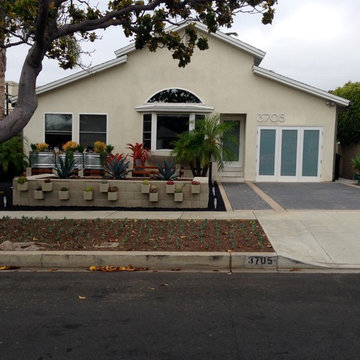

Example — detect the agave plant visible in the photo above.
[55,151,75,178]
[157,160,179,180]
[105,153,130,179]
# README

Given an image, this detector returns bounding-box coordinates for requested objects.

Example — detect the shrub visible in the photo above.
[157,160,179,180]
[105,153,130,179]
[17,176,28,184]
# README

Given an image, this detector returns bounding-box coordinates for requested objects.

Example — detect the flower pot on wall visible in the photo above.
[174,192,183,202]
[17,182,29,192]
[191,184,201,194]
[34,190,45,200]
[42,181,53,192]
[83,191,94,201]
[99,182,109,193]
[59,190,70,200]
[141,184,150,194]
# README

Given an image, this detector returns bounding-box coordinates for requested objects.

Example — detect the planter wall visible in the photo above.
[12,177,208,208]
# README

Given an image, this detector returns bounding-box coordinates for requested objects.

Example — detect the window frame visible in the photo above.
[78,113,108,147]
[44,112,74,149]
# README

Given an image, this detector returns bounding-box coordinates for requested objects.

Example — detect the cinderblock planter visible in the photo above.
[42,181,53,192]
[17,182,29,192]
[174,192,184,202]
[34,190,45,200]
[108,192,118,201]
[149,192,158,202]
[99,182,109,193]
[59,190,70,200]
[141,184,150,194]
[83,191,94,201]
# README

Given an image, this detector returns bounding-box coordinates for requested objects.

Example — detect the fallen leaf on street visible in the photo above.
[88,265,148,272]
[0,265,20,270]
[78,296,86,300]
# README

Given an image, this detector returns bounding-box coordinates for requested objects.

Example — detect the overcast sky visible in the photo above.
[6,0,360,91]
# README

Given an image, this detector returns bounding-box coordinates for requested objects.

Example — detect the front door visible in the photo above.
[223,119,242,167]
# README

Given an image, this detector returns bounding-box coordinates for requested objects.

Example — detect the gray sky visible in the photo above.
[6,0,360,91]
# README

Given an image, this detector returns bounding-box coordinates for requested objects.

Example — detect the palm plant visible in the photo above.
[172,113,237,177]
[105,153,130,179]
[55,151,75,178]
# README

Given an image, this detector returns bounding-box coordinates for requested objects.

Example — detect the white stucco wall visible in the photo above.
[24,30,338,181]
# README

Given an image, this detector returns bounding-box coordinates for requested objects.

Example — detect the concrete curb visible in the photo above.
[0,251,336,271]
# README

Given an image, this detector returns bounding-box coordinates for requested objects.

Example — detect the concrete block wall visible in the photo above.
[12,177,209,208]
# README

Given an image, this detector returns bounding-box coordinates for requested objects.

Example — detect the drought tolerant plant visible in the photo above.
[127,142,151,166]
[62,141,79,152]
[55,151,75,178]
[104,153,130,179]
[172,113,237,177]
[156,160,179,180]
[17,176,27,184]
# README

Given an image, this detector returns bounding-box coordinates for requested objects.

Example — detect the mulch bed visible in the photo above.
[0,218,272,252]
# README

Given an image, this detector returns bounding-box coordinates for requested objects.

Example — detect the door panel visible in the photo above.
[281,130,298,176]
[259,129,276,176]
[302,130,320,177]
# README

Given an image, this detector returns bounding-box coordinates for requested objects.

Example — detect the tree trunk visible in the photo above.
[0,46,5,121]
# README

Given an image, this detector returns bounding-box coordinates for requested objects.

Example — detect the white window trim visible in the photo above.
[78,113,108,145]
[256,126,323,182]
[44,112,74,144]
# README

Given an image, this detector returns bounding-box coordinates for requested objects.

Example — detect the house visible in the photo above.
[20,22,349,182]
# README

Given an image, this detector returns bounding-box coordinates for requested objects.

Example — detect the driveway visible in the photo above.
[222,182,360,210]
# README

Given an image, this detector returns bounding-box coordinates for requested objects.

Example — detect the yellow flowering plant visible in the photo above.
[94,141,107,153]
[62,141,79,152]
[36,142,49,151]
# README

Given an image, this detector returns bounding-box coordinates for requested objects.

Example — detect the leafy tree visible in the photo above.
[172,113,236,177]
[0,0,276,143]
[332,82,360,145]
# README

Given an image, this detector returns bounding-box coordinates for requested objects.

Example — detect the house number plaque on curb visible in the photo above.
[257,113,286,123]
[246,255,277,266]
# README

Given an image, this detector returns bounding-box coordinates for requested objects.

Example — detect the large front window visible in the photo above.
[156,114,189,149]
[45,113,72,149]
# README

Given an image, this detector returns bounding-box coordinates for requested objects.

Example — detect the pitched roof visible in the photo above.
[11,22,349,107]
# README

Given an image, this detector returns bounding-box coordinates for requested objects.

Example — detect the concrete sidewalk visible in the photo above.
[1,209,360,270]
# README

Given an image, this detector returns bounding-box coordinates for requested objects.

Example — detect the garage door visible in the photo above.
[257,127,322,181]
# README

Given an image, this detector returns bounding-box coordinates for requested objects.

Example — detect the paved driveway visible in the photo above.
[256,182,360,210]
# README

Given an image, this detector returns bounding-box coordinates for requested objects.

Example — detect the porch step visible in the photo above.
[218,169,244,183]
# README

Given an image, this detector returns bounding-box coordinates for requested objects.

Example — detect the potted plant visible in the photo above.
[107,186,118,201]
[191,180,201,194]
[34,186,44,200]
[127,142,151,167]
[17,176,29,191]
[59,186,70,200]
[141,179,150,194]
[166,180,175,194]
[42,178,53,192]
[174,188,184,202]
[99,180,109,193]
[83,186,94,201]
[149,185,158,202]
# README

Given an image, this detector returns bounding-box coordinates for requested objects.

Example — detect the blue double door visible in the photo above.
[257,127,322,181]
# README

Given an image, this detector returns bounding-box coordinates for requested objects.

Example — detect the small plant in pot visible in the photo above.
[17,176,29,191]
[42,178,53,192]
[83,186,94,201]
[99,180,109,193]
[59,186,70,200]
[166,180,175,194]
[141,179,150,193]
[191,180,201,194]
[107,186,118,201]
[34,186,44,200]
[149,185,158,202]
[174,184,185,202]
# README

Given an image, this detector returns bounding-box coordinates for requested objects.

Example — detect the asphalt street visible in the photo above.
[0,272,360,360]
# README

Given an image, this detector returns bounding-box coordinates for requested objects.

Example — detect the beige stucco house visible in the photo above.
[22,22,349,182]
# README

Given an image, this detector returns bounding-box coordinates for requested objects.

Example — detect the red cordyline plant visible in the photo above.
[127,142,150,166]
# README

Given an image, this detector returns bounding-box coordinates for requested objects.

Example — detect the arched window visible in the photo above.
[147,88,201,104]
